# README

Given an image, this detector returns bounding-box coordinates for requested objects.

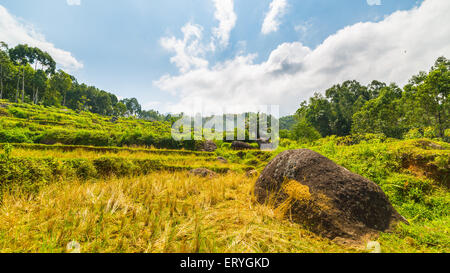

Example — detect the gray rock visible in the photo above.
[217,156,228,164]
[197,141,217,152]
[231,141,254,150]
[246,170,259,177]
[189,168,218,178]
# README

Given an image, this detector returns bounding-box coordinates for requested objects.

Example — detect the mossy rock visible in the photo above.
[255,149,408,246]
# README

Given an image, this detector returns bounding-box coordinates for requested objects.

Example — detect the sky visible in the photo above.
[0,0,449,116]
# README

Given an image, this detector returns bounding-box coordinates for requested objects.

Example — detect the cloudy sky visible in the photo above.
[0,0,449,115]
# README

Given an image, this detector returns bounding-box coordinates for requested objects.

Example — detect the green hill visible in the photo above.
[0,100,185,149]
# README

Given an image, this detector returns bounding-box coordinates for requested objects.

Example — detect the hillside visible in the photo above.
[0,100,183,149]
[0,102,448,253]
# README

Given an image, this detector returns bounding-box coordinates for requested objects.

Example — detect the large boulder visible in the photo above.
[254,149,408,244]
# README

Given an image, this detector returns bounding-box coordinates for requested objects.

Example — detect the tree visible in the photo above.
[291,117,322,142]
[0,42,167,120]
[31,48,55,104]
[76,95,91,112]
[298,94,333,137]
[113,102,127,117]
[0,42,12,100]
[279,115,296,130]
[352,84,405,138]
[121,98,141,117]
[49,70,72,106]
[9,44,37,102]
[140,109,164,121]
[32,70,48,104]
[295,80,387,138]
[402,57,449,138]
[33,48,56,75]
[325,80,373,136]
[411,57,449,137]
[91,91,113,115]
[367,80,387,99]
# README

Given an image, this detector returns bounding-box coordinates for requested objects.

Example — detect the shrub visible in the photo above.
[8,108,30,119]
[291,119,322,143]
[0,129,33,143]
[424,127,437,139]
[404,128,423,140]
[0,108,9,117]
[67,159,98,180]
[93,157,137,177]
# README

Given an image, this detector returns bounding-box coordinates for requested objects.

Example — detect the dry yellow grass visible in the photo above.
[10,148,209,162]
[8,147,244,170]
[0,172,357,253]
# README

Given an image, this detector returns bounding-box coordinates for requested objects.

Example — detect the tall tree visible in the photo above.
[121,98,142,117]
[0,42,11,100]
[31,48,55,103]
[9,44,36,102]
[407,57,450,137]
[298,94,333,137]
[49,70,72,106]
[325,80,371,136]
[352,84,404,138]
[32,70,47,104]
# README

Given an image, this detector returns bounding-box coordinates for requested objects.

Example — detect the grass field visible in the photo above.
[0,102,449,253]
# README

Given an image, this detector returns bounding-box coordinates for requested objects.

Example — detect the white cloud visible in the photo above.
[294,20,313,41]
[155,0,450,116]
[160,0,237,73]
[0,5,83,71]
[367,0,381,6]
[262,0,288,35]
[212,0,237,47]
[67,0,81,6]
[160,23,209,73]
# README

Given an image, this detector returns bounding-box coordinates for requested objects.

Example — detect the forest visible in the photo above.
[281,57,449,143]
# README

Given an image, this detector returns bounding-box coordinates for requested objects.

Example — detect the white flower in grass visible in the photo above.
[67,241,81,253]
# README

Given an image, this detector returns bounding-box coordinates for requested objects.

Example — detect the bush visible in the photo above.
[291,119,321,143]
[0,157,62,194]
[424,127,437,139]
[67,159,98,180]
[93,157,137,177]
[0,108,10,117]
[444,129,450,143]
[8,108,30,119]
[221,142,232,149]
[404,128,423,140]
[0,129,33,143]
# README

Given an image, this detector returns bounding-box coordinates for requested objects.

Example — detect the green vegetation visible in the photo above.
[289,57,449,142]
[0,42,448,253]
[0,101,188,149]
[0,42,174,122]
[0,133,448,252]
[274,137,449,252]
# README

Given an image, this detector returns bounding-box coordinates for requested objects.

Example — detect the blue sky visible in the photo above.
[1,0,449,116]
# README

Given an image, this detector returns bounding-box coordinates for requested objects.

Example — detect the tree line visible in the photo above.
[286,57,449,142]
[0,42,175,122]
[1,42,448,142]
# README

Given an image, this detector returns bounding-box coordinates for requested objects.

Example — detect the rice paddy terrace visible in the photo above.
[0,101,449,253]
